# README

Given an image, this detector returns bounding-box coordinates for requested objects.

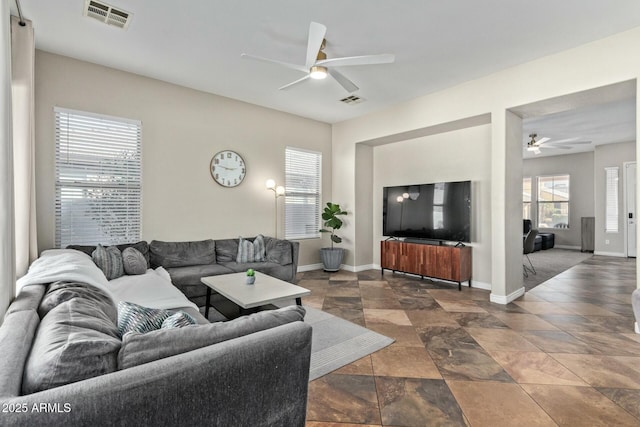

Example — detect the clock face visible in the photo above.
[210,150,246,187]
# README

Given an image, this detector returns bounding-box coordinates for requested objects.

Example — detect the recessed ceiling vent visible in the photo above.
[84,0,132,30]
[339,95,365,105]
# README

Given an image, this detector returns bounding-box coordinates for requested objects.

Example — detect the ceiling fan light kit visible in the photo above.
[241,22,395,93]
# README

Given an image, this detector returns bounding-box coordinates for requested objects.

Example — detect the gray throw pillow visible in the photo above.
[92,244,124,280]
[236,235,266,263]
[122,247,147,275]
[118,305,306,369]
[22,298,121,394]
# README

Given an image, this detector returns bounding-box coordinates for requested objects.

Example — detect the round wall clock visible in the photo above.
[210,150,246,187]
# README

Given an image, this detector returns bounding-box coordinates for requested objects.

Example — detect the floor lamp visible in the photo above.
[266,179,285,238]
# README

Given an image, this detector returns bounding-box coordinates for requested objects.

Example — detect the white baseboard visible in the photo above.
[297,263,323,272]
[555,245,581,250]
[635,322,639,334]
[341,264,377,273]
[469,280,491,291]
[490,286,525,305]
[593,251,626,257]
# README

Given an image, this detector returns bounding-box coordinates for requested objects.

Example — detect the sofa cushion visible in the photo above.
[67,241,150,268]
[215,238,238,262]
[122,247,147,275]
[92,244,125,280]
[150,239,216,268]
[166,264,234,286]
[118,305,305,369]
[22,298,121,394]
[39,281,117,323]
[221,261,290,278]
[237,235,266,263]
[265,237,293,265]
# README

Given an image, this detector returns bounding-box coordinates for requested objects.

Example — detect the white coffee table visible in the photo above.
[201,272,310,318]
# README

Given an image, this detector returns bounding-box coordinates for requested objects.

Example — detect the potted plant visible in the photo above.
[246,268,255,285]
[319,202,348,272]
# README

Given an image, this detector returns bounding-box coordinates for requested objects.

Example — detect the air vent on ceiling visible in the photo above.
[339,95,365,105]
[84,0,132,30]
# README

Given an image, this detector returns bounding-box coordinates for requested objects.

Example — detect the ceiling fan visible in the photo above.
[241,22,395,93]
[525,133,591,155]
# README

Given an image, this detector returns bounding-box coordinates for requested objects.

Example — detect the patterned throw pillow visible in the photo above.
[161,312,196,329]
[117,302,196,336]
[122,247,147,275]
[117,301,173,336]
[92,244,124,280]
[237,235,266,263]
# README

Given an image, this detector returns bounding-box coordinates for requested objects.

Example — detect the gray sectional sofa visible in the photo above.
[150,236,300,308]
[0,237,310,426]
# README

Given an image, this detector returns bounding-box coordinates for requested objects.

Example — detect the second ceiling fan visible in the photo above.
[241,22,395,93]
[526,133,591,155]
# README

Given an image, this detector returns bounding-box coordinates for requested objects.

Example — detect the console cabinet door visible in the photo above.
[381,241,400,270]
[400,243,420,274]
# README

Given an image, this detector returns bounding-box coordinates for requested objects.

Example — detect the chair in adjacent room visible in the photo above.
[523,229,538,277]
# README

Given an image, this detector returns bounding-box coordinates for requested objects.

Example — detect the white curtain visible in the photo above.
[11,16,36,278]
[0,4,16,321]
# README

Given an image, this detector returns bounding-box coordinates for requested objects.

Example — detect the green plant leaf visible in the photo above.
[331,235,342,244]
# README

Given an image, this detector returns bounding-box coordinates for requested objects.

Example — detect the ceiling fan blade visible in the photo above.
[317,53,395,67]
[241,53,307,73]
[562,141,592,145]
[329,69,359,93]
[535,137,551,145]
[305,22,327,69]
[542,145,571,150]
[278,74,311,91]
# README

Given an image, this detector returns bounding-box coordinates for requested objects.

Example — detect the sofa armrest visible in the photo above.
[290,241,300,283]
[0,322,312,427]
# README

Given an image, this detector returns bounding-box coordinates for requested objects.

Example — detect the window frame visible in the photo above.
[536,174,570,229]
[284,146,322,240]
[54,107,142,248]
[605,167,619,233]
[523,176,532,221]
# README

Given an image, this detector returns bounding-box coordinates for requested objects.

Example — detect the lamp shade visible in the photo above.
[265,179,276,190]
[275,185,285,196]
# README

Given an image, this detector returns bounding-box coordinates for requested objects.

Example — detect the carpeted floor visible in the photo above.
[524,248,593,291]
[304,306,394,381]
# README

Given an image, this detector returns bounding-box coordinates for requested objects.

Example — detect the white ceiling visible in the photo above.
[12,0,640,126]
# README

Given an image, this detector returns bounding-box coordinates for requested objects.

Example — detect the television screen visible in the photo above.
[382,181,471,242]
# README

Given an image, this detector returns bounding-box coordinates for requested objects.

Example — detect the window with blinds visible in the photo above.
[55,107,142,248]
[605,167,619,233]
[285,147,321,240]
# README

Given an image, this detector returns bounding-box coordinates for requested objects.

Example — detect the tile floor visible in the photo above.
[300,256,640,427]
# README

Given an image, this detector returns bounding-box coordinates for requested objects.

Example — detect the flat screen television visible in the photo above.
[382,180,471,243]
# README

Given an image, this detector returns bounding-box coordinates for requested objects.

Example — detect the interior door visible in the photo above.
[626,162,637,258]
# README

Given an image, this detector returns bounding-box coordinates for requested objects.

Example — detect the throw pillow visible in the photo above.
[236,235,266,263]
[122,247,147,275]
[92,244,124,280]
[39,280,117,323]
[265,238,293,265]
[118,305,306,369]
[161,311,196,329]
[117,301,174,336]
[22,298,121,394]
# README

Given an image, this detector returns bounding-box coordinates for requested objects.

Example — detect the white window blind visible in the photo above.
[55,107,142,248]
[285,147,321,240]
[605,167,619,233]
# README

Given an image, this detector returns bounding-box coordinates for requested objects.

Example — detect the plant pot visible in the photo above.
[320,248,344,272]
[246,276,255,285]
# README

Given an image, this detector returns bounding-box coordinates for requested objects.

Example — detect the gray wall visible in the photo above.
[594,141,636,256]
[522,151,595,248]
[34,51,332,267]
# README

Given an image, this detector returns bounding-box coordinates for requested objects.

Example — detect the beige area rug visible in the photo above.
[304,306,393,381]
